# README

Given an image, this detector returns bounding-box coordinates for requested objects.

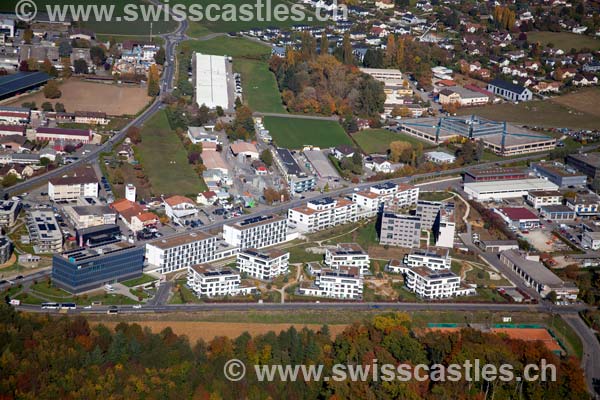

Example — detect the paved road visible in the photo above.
[561,312,600,396]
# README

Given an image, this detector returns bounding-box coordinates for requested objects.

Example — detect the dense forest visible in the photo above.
[0,306,589,399]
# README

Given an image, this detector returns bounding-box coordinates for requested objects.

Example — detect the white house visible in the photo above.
[163,195,198,225]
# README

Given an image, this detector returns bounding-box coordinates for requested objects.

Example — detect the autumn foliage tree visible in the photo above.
[147,64,160,97]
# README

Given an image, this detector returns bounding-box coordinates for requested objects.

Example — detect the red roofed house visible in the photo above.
[494,207,540,230]
[164,195,198,225]
[196,190,218,206]
[110,199,158,232]
[0,124,26,137]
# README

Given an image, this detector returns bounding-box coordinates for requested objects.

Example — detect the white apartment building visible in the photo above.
[405,248,451,270]
[187,264,255,297]
[48,173,98,202]
[526,190,563,210]
[26,210,63,253]
[237,248,290,281]
[298,266,363,300]
[404,267,474,299]
[582,230,600,250]
[145,232,216,274]
[379,211,422,248]
[288,197,357,233]
[353,182,419,218]
[324,243,370,276]
[0,200,21,227]
[435,204,456,248]
[223,214,288,249]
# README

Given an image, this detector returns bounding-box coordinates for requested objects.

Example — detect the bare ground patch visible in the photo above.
[4,79,151,116]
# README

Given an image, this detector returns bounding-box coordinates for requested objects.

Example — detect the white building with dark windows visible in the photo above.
[487,79,532,102]
[223,214,288,249]
[288,197,357,233]
[379,211,422,248]
[324,243,370,276]
[298,266,363,300]
[187,264,255,297]
[145,232,217,274]
[353,182,419,218]
[0,199,21,227]
[404,267,474,299]
[237,248,289,281]
[404,248,451,270]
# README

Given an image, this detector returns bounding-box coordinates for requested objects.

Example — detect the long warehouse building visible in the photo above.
[464,178,559,201]
[194,53,230,109]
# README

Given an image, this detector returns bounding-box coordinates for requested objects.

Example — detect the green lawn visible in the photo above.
[1,0,176,35]
[418,191,454,202]
[182,37,271,58]
[234,59,286,113]
[528,31,600,51]
[353,129,433,154]
[457,96,600,130]
[136,110,207,196]
[169,280,203,304]
[122,274,157,287]
[264,116,352,149]
[173,0,324,38]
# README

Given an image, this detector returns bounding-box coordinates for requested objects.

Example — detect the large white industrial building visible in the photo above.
[194,53,230,109]
[463,178,559,201]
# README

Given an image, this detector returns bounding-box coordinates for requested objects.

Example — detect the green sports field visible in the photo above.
[527,31,600,51]
[264,116,352,149]
[353,128,434,154]
[182,36,271,58]
[136,110,207,196]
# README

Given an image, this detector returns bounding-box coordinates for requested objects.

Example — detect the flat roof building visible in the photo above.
[223,214,287,249]
[0,199,21,227]
[539,205,576,221]
[463,167,530,183]
[288,197,357,233]
[52,242,144,293]
[298,266,363,300]
[531,161,587,188]
[273,148,316,193]
[324,243,370,276]
[26,210,63,253]
[464,178,559,201]
[237,248,289,281]
[187,264,255,297]
[379,211,422,248]
[0,72,50,100]
[194,53,230,109]
[566,152,600,180]
[145,231,217,274]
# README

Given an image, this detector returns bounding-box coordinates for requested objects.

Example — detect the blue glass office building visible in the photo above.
[52,242,145,293]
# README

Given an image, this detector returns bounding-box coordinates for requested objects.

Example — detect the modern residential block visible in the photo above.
[145,232,216,274]
[26,210,63,253]
[187,264,255,297]
[379,211,421,248]
[288,197,357,233]
[324,243,370,276]
[223,214,287,249]
[0,199,21,227]
[298,266,363,300]
[237,248,289,281]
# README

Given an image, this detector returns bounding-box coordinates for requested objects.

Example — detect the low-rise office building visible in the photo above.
[463,167,530,183]
[479,240,519,253]
[539,205,576,221]
[582,229,600,250]
[531,162,587,188]
[0,199,21,227]
[52,241,144,293]
[48,169,98,202]
[566,152,600,180]
[223,214,288,249]
[64,205,117,229]
[298,266,363,300]
[526,190,563,209]
[272,147,316,193]
[324,243,370,276]
[187,264,255,298]
[145,232,217,274]
[288,197,357,233]
[499,250,579,300]
[353,182,419,218]
[237,248,289,281]
[434,203,456,248]
[495,207,540,230]
[26,210,63,253]
[566,193,600,217]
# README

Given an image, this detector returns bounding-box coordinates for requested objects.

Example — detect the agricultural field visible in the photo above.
[527,31,600,51]
[457,87,600,130]
[136,110,207,196]
[234,59,286,113]
[182,36,271,58]
[4,79,151,116]
[172,0,323,37]
[353,128,434,154]
[1,0,176,35]
[264,116,352,149]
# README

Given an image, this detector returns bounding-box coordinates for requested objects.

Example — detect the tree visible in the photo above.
[342,32,353,65]
[23,28,33,44]
[41,102,54,112]
[320,31,329,55]
[18,60,29,72]
[64,144,76,153]
[215,106,224,117]
[1,174,18,187]
[126,126,142,144]
[55,103,66,113]
[391,105,411,118]
[260,149,273,167]
[43,81,62,99]
[389,141,412,162]
[21,102,36,110]
[73,59,88,74]
[263,187,280,205]
[147,64,160,97]
[61,58,72,78]
[154,47,166,65]
[90,46,106,65]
